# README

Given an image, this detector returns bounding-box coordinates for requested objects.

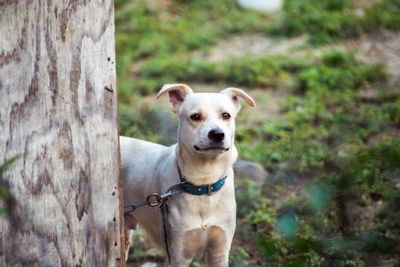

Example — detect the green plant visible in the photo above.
[0,156,20,217]
[272,0,400,44]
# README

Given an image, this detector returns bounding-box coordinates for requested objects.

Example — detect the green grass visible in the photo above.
[234,51,399,266]
[0,156,20,217]
[237,51,387,171]
[238,140,400,266]
[115,0,271,99]
[272,0,400,44]
[116,0,400,99]
[135,55,310,94]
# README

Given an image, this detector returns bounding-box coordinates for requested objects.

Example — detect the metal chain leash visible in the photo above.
[123,184,182,214]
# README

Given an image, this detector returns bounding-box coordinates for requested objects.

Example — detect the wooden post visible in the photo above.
[0,0,125,266]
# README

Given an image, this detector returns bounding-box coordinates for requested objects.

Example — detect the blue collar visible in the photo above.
[177,162,227,196]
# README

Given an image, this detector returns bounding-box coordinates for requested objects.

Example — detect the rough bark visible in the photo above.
[0,0,124,265]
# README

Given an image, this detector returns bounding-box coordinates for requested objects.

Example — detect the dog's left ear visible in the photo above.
[221,88,256,112]
[157,84,194,113]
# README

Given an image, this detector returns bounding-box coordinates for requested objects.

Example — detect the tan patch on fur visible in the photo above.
[183,228,204,259]
[206,225,227,264]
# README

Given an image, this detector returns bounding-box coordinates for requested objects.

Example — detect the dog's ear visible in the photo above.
[220,87,255,112]
[157,84,194,113]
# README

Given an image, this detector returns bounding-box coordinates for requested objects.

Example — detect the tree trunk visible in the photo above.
[0,0,124,266]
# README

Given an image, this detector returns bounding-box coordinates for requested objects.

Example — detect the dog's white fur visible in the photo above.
[121,84,255,266]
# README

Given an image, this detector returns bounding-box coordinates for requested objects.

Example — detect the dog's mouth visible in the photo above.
[193,145,229,152]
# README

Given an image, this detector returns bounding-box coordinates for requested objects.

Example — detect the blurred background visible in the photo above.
[114,0,400,266]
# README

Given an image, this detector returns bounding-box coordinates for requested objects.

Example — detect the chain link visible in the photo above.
[123,185,181,214]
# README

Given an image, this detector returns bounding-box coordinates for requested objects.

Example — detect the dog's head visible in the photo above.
[157,84,255,156]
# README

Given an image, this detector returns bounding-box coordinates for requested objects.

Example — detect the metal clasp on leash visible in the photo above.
[124,187,180,215]
[146,193,161,207]
[147,191,175,207]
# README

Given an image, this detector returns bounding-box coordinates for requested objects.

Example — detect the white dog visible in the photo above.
[121,84,255,266]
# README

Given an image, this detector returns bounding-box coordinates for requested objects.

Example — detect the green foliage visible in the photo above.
[273,0,400,44]
[127,229,165,263]
[234,51,399,265]
[0,155,20,173]
[0,156,20,217]
[116,0,399,97]
[135,55,308,94]
[274,0,360,43]
[364,0,400,31]
[115,0,271,98]
[237,52,387,172]
[345,140,400,195]
[296,51,386,92]
[380,99,400,125]
[240,140,400,266]
[229,246,250,267]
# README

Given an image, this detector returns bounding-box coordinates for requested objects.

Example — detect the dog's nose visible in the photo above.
[208,128,225,142]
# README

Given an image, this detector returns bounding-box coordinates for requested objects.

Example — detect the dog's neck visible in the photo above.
[175,141,237,185]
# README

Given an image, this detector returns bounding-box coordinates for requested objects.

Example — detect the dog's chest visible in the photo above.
[182,225,228,259]
[169,191,232,229]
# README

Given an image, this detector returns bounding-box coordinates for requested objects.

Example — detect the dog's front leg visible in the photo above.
[165,254,193,267]
[205,225,231,267]
[164,228,204,267]
[206,252,229,267]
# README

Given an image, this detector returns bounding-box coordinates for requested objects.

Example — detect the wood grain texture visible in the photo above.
[0,0,124,265]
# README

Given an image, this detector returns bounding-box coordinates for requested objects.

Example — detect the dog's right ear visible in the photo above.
[220,87,256,113]
[156,84,193,113]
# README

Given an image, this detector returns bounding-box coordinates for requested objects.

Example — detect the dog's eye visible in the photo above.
[222,112,231,120]
[190,113,201,121]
